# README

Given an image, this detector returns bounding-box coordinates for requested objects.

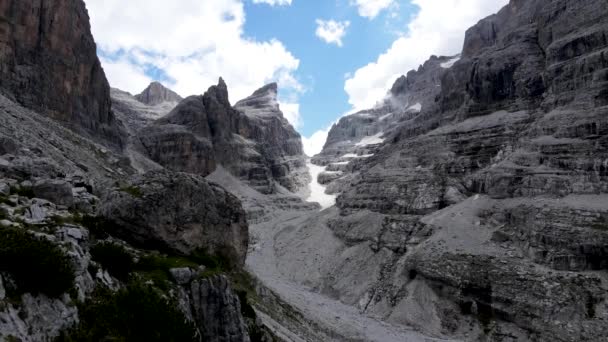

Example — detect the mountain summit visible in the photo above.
[135,81,182,106]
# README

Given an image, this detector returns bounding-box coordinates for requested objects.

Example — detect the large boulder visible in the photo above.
[99,171,249,266]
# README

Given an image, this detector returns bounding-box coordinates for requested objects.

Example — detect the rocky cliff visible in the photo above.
[275,0,608,341]
[0,1,275,341]
[0,0,125,149]
[139,79,309,194]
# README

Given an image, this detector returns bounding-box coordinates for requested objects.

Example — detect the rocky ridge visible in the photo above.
[271,0,608,341]
[139,79,309,194]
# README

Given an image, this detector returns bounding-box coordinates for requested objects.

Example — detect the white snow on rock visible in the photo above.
[356,132,385,147]
[342,153,358,158]
[305,161,336,210]
[379,112,393,121]
[407,103,422,112]
[440,56,461,69]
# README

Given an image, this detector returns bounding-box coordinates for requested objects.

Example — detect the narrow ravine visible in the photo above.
[245,167,453,342]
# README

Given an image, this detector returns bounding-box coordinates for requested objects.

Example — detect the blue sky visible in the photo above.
[242,0,418,137]
[85,0,508,155]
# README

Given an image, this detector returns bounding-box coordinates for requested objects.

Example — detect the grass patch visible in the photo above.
[91,242,134,281]
[0,227,74,298]
[119,186,143,198]
[56,282,198,342]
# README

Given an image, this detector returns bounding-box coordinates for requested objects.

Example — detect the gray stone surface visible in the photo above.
[99,170,249,265]
[0,0,126,150]
[139,79,309,194]
[135,81,183,106]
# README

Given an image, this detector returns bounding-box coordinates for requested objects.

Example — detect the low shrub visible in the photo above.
[90,242,134,281]
[119,186,143,198]
[56,282,198,342]
[0,228,74,298]
[10,186,34,199]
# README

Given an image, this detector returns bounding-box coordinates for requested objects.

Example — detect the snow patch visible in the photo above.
[407,103,422,112]
[379,112,393,121]
[341,153,358,158]
[355,132,385,147]
[440,57,461,69]
[305,161,336,210]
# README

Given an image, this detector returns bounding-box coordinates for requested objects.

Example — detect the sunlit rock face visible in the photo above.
[274,0,608,341]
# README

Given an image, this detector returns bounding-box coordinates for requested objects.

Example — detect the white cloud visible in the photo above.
[315,19,350,47]
[344,0,508,110]
[99,56,153,94]
[279,102,302,129]
[252,0,292,5]
[351,0,395,19]
[84,0,302,107]
[302,126,332,157]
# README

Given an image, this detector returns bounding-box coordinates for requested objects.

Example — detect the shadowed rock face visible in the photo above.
[0,0,125,149]
[139,79,309,194]
[288,0,608,341]
[135,82,183,106]
[99,170,249,266]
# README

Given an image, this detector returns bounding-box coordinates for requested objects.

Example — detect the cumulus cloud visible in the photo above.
[279,102,302,129]
[252,0,292,5]
[344,0,508,110]
[351,0,395,19]
[315,19,350,47]
[302,126,332,157]
[84,0,303,127]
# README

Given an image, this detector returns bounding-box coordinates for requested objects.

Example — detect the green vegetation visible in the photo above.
[72,215,116,239]
[90,243,134,281]
[56,282,198,342]
[119,186,143,198]
[10,186,34,199]
[0,195,16,207]
[590,217,608,231]
[0,227,74,298]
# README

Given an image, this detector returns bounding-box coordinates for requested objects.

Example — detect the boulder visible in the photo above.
[99,171,249,266]
[32,180,74,207]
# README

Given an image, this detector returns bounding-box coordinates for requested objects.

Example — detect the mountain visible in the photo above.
[270,0,608,341]
[0,1,274,341]
[135,81,183,106]
[0,0,126,150]
[139,79,310,194]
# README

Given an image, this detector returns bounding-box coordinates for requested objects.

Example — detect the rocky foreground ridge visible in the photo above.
[286,0,608,341]
[0,0,292,341]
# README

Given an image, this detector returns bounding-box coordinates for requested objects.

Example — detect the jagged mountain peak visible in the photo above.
[234,82,283,120]
[135,81,182,106]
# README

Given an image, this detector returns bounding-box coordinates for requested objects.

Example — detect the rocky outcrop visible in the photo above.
[0,0,126,149]
[280,0,608,341]
[135,81,182,106]
[139,79,309,194]
[181,275,251,342]
[99,170,249,266]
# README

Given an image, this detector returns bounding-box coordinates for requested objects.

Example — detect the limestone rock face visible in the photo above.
[135,81,183,106]
[279,0,608,341]
[99,170,249,266]
[0,0,126,149]
[182,275,251,342]
[139,79,309,194]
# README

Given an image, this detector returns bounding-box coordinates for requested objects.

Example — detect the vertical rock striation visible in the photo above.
[0,0,126,149]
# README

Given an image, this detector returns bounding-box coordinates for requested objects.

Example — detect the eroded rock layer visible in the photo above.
[278,0,608,341]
